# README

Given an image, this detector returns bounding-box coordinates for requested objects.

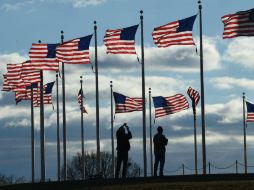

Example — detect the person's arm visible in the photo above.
[126,127,132,139]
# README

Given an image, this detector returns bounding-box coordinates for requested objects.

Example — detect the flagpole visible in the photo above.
[198,0,206,175]
[110,81,115,178]
[94,21,101,175]
[61,30,67,181]
[192,100,198,175]
[80,76,85,180]
[140,10,147,177]
[149,88,153,176]
[38,40,46,182]
[243,92,247,174]
[56,72,60,181]
[31,86,35,183]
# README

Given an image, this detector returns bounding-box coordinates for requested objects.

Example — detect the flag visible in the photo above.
[246,101,254,122]
[2,74,13,92]
[222,8,254,39]
[77,89,87,114]
[26,83,39,99]
[104,24,139,54]
[152,15,197,48]
[152,94,189,118]
[187,87,200,107]
[113,92,142,114]
[56,35,93,64]
[29,43,59,71]
[6,63,26,92]
[21,60,41,86]
[33,82,55,107]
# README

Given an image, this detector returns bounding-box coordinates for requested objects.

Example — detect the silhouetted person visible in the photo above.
[153,126,168,177]
[115,123,132,179]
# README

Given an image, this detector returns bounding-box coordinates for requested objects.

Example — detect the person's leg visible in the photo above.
[115,151,122,179]
[154,154,159,176]
[122,152,128,178]
[159,153,165,176]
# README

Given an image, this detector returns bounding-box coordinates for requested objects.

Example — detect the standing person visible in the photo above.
[115,123,132,179]
[153,126,168,177]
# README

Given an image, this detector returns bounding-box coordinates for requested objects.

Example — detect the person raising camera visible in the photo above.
[115,123,132,179]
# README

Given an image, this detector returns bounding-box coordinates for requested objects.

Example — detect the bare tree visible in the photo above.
[62,151,140,180]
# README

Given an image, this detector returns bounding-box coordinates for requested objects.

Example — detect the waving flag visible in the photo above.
[33,82,55,107]
[21,61,41,86]
[104,24,139,54]
[153,94,189,118]
[2,74,13,92]
[6,63,26,92]
[152,15,197,48]
[246,101,254,122]
[187,86,200,114]
[113,92,142,114]
[222,8,254,39]
[29,43,59,71]
[78,89,87,113]
[56,35,93,64]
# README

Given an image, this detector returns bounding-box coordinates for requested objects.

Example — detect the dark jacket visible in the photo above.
[116,126,132,152]
[153,133,168,155]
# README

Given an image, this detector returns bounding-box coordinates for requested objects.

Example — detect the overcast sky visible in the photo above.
[1,0,254,181]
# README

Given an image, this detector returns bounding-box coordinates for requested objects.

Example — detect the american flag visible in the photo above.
[77,89,87,113]
[2,74,13,92]
[104,24,139,54]
[6,63,26,92]
[246,101,254,122]
[29,43,59,71]
[152,94,189,118]
[222,8,254,39]
[21,61,41,86]
[113,92,142,114]
[152,15,197,48]
[187,86,200,110]
[33,82,54,107]
[56,35,93,64]
[26,83,39,99]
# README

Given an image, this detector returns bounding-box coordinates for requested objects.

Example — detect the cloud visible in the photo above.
[223,38,254,69]
[38,0,107,8]
[1,0,34,11]
[92,36,221,73]
[209,77,254,90]
[206,98,242,124]
[71,0,107,8]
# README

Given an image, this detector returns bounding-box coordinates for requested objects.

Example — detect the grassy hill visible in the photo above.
[2,174,254,190]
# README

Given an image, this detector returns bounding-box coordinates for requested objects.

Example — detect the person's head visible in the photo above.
[157,126,163,133]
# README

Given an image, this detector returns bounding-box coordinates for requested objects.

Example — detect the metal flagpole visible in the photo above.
[149,88,153,176]
[38,40,46,182]
[192,99,198,175]
[243,92,247,174]
[94,21,101,175]
[80,76,85,180]
[30,86,35,183]
[140,10,147,177]
[198,0,206,175]
[56,72,60,181]
[110,81,115,178]
[61,30,67,180]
